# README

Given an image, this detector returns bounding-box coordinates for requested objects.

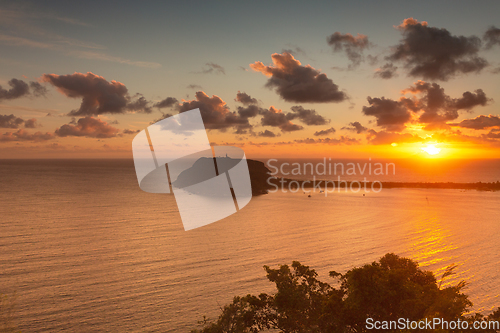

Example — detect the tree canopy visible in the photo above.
[192,253,500,333]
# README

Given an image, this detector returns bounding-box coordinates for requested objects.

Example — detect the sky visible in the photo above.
[0,0,499,159]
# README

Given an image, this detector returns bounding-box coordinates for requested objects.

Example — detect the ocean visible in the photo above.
[0,158,499,332]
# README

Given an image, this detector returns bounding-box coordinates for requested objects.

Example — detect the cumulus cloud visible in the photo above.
[154,97,178,109]
[176,91,250,130]
[235,91,258,105]
[0,78,47,100]
[288,106,329,125]
[55,116,119,138]
[374,63,398,79]
[314,127,336,136]
[362,97,415,132]
[260,106,303,132]
[257,130,277,137]
[342,121,368,134]
[450,115,500,130]
[327,32,370,68]
[363,81,490,131]
[388,18,487,80]
[42,72,151,116]
[250,52,347,103]
[0,129,54,142]
[0,114,39,128]
[484,26,500,49]
[402,81,490,126]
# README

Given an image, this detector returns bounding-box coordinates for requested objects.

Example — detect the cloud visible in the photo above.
[342,121,368,134]
[402,81,490,126]
[55,116,119,138]
[314,127,336,136]
[0,129,54,142]
[260,106,303,132]
[288,106,329,125]
[235,91,258,105]
[363,81,490,131]
[123,129,141,134]
[197,62,225,75]
[24,118,38,128]
[486,129,500,139]
[0,79,29,100]
[126,95,152,114]
[327,32,370,68]
[176,91,250,130]
[374,63,398,79]
[388,18,487,80]
[29,82,48,97]
[362,97,415,132]
[367,129,423,145]
[0,114,39,128]
[42,72,151,116]
[187,84,202,90]
[257,130,277,137]
[295,136,360,145]
[154,97,178,109]
[250,52,347,103]
[236,104,263,119]
[484,26,500,49]
[450,115,500,130]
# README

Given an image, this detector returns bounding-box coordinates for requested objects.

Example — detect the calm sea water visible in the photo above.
[0,159,499,332]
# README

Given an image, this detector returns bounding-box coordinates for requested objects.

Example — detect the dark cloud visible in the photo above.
[342,121,368,134]
[42,72,151,116]
[0,79,29,100]
[29,82,48,97]
[402,81,490,126]
[55,116,119,138]
[126,95,152,114]
[123,129,140,134]
[314,127,336,136]
[154,97,178,109]
[450,115,500,130]
[485,128,500,139]
[236,104,263,119]
[0,129,54,142]
[24,118,38,128]
[374,63,398,79]
[327,32,370,68]
[235,91,258,105]
[0,114,39,128]
[363,81,490,131]
[198,62,225,75]
[260,106,303,132]
[367,129,423,145]
[484,26,500,49]
[187,84,202,90]
[176,91,250,130]
[388,18,487,80]
[250,52,347,103]
[257,130,277,137]
[288,106,329,125]
[362,97,414,132]
[295,136,360,145]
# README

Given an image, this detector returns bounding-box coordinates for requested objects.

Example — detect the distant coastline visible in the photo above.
[264,177,500,193]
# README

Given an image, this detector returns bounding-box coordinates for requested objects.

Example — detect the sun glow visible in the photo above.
[421,144,441,155]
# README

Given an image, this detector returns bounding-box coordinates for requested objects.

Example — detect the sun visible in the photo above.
[421,144,441,155]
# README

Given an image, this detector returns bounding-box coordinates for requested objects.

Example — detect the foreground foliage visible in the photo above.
[192,253,500,333]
